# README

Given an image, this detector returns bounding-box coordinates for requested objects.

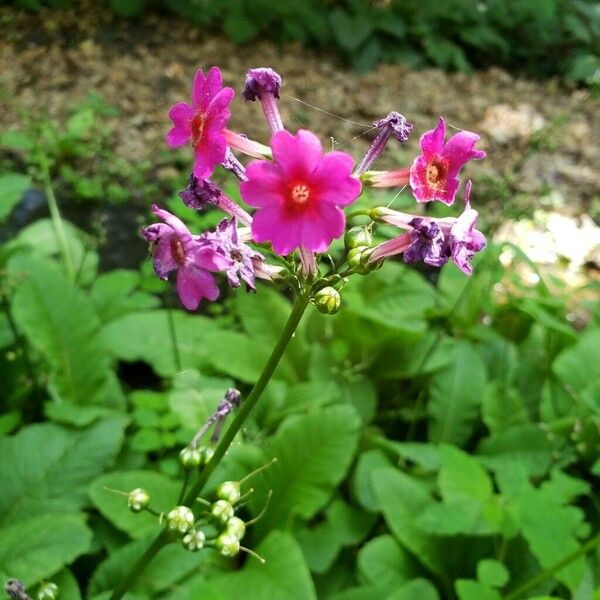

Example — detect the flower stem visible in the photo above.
[504,529,600,600]
[108,293,310,600]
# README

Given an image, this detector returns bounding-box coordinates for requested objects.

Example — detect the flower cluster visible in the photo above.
[143,65,487,312]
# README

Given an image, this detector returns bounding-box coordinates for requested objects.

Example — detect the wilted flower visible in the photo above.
[166,67,234,180]
[410,117,486,205]
[240,129,361,255]
[243,67,283,133]
[141,205,232,311]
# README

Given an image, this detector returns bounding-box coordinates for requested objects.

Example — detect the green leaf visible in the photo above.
[174,531,316,600]
[89,470,180,538]
[0,418,127,525]
[438,445,493,501]
[297,499,376,573]
[455,580,501,600]
[482,383,529,435]
[352,449,393,511]
[428,340,487,445]
[9,255,115,406]
[0,514,91,587]
[553,328,600,394]
[330,9,374,52]
[358,535,416,590]
[371,466,445,575]
[251,405,361,537]
[477,559,510,588]
[390,578,440,600]
[52,569,82,600]
[44,403,119,427]
[0,173,30,221]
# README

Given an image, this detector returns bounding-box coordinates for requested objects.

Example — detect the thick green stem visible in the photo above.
[108,294,310,600]
[504,530,600,600]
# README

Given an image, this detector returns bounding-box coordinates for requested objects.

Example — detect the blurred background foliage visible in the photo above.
[4,0,600,85]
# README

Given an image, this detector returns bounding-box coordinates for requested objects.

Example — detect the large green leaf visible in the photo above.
[0,173,30,221]
[251,405,361,537]
[482,383,529,435]
[89,470,180,538]
[428,340,487,445]
[0,514,91,587]
[172,531,316,600]
[0,418,127,525]
[9,255,115,406]
[553,328,600,395]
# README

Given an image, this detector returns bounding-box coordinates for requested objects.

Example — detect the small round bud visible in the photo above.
[37,582,59,600]
[167,505,195,534]
[215,532,241,557]
[179,446,202,469]
[216,481,241,503]
[211,499,235,525]
[344,227,372,250]
[226,516,246,540]
[182,528,206,551]
[314,287,341,315]
[199,445,215,465]
[127,488,150,513]
[347,246,374,274]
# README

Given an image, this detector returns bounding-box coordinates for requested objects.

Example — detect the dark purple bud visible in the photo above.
[373,111,413,143]
[225,388,242,408]
[179,174,221,210]
[243,67,282,101]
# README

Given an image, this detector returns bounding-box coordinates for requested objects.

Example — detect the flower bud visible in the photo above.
[182,528,206,551]
[179,446,202,469]
[199,445,215,465]
[226,516,246,540]
[344,227,372,250]
[314,287,341,315]
[127,488,150,513]
[37,582,59,600]
[167,505,195,534]
[215,532,240,557]
[211,499,235,525]
[347,246,374,273]
[216,481,241,503]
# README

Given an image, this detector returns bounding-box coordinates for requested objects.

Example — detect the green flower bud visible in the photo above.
[347,246,374,274]
[216,480,241,503]
[211,499,234,525]
[127,488,150,513]
[226,516,246,540]
[179,446,202,469]
[199,445,215,465]
[167,505,195,534]
[314,287,341,315]
[37,582,59,600]
[215,532,240,557]
[344,227,372,250]
[182,528,206,551]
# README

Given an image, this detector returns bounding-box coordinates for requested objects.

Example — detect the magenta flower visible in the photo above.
[239,129,362,255]
[166,67,234,180]
[409,117,486,205]
[141,205,232,310]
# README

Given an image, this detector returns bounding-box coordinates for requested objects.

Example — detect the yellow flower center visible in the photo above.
[290,183,310,205]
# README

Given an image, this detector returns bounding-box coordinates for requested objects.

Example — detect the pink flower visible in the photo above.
[166,67,234,180]
[239,129,362,255]
[410,117,486,205]
[141,205,232,311]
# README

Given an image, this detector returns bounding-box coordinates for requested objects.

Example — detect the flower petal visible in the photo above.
[442,130,486,177]
[252,205,301,255]
[312,151,362,207]
[240,160,284,207]
[271,129,323,179]
[189,245,233,272]
[193,134,227,180]
[151,204,191,239]
[152,231,178,279]
[205,87,234,132]
[420,117,446,156]
[177,264,219,310]
[299,202,345,253]
[166,102,193,147]
[192,66,223,110]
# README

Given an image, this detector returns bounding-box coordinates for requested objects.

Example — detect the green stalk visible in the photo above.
[504,530,600,600]
[108,293,310,600]
[39,154,75,282]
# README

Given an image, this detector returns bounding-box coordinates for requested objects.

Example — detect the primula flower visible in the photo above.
[166,67,234,180]
[207,218,263,290]
[240,129,362,255]
[410,117,486,205]
[142,205,232,310]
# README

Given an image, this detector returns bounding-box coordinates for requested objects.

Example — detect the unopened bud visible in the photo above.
[179,447,202,469]
[182,528,206,551]
[216,481,241,503]
[211,499,235,525]
[347,246,373,273]
[127,488,150,513]
[344,227,372,250]
[199,445,215,465]
[226,516,246,540]
[37,582,59,600]
[215,532,241,557]
[314,287,341,315]
[167,505,195,534]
